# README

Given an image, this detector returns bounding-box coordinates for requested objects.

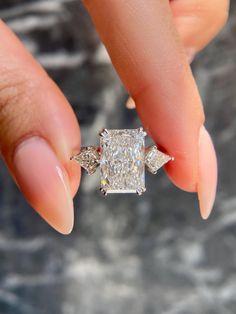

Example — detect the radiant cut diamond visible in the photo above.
[100,128,146,194]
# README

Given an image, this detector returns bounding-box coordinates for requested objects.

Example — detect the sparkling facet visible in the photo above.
[100,129,145,193]
[72,146,100,175]
[145,145,172,174]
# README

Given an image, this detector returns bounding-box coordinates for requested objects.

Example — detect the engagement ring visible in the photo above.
[71,127,174,195]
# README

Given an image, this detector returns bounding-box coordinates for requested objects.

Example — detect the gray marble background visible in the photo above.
[0,1,236,314]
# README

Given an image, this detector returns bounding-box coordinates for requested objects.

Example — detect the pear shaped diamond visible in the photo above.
[72,147,100,175]
[145,145,173,174]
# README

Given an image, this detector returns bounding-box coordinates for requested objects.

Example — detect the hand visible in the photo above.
[0,0,229,234]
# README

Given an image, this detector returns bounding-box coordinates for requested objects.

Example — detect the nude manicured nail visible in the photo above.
[13,137,74,234]
[126,97,136,109]
[198,126,218,220]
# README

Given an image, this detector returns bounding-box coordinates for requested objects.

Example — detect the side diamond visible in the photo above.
[145,145,173,174]
[72,147,100,175]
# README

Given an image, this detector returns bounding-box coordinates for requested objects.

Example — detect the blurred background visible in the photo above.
[0,1,236,313]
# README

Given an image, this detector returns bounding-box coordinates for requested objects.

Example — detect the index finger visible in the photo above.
[83,0,217,218]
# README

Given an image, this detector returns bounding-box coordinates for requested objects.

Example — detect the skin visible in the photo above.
[0,0,230,234]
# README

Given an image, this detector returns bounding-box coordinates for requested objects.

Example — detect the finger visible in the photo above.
[83,0,217,218]
[0,21,81,234]
[126,0,229,104]
[171,0,230,58]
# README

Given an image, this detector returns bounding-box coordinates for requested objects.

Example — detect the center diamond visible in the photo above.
[100,128,146,194]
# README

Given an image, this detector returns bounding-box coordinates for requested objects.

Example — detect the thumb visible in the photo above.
[83,0,218,219]
[0,21,81,234]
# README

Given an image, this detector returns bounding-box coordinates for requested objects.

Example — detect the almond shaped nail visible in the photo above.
[198,126,218,220]
[126,97,136,109]
[13,137,74,234]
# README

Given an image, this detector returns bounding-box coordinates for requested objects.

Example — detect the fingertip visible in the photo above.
[13,137,75,234]
[164,157,197,193]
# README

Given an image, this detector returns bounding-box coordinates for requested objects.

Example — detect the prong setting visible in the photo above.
[136,187,146,195]
[138,127,147,137]
[100,188,108,196]
[99,128,109,137]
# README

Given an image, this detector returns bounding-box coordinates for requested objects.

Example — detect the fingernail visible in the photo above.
[197,126,218,220]
[186,48,197,64]
[126,97,136,109]
[13,137,74,234]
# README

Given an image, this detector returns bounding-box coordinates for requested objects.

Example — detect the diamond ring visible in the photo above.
[71,127,174,195]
